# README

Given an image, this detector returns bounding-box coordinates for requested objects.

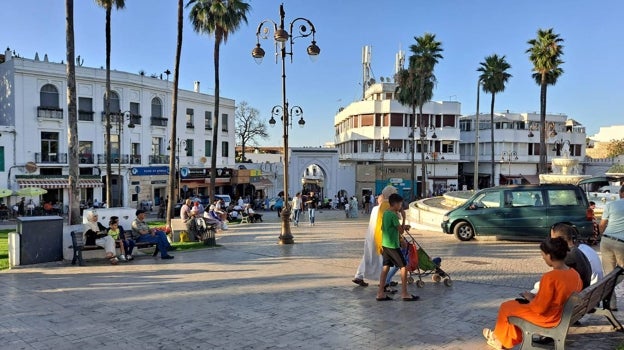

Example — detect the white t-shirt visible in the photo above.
[578,243,603,285]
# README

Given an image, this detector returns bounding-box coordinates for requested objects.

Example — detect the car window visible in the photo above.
[475,191,500,208]
[547,189,582,206]
[506,190,543,207]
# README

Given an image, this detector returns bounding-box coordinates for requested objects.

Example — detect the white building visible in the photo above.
[459,111,587,188]
[334,81,462,199]
[0,48,235,209]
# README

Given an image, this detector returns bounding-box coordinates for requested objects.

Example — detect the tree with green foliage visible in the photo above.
[527,28,564,175]
[477,54,512,187]
[187,0,250,198]
[606,139,624,158]
[395,33,443,199]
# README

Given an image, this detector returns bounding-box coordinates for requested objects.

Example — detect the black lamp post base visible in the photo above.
[278,235,295,245]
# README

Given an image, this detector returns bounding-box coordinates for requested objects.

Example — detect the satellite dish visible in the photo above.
[25,161,38,173]
[199,156,207,164]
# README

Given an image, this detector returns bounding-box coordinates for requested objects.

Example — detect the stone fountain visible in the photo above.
[539,145,591,184]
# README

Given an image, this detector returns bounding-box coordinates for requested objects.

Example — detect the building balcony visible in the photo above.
[150,117,168,127]
[96,154,132,164]
[35,152,67,164]
[130,155,142,165]
[78,110,94,121]
[79,153,94,164]
[37,106,63,120]
[100,112,142,126]
[186,122,195,129]
[149,154,170,164]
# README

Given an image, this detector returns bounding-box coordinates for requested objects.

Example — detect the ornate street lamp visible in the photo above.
[252,4,320,244]
[167,138,187,203]
[501,151,518,181]
[115,111,136,207]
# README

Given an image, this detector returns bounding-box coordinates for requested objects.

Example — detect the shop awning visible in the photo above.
[16,178,103,189]
[251,178,273,189]
[521,175,540,184]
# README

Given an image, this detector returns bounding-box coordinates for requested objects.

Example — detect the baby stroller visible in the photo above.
[403,231,452,288]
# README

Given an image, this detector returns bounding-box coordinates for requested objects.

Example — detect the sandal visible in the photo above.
[482,328,503,350]
[110,257,119,265]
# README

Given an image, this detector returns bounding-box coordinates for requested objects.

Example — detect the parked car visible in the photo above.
[441,184,593,242]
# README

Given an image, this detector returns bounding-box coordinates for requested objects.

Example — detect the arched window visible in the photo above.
[40,84,59,108]
[102,91,120,113]
[151,97,162,118]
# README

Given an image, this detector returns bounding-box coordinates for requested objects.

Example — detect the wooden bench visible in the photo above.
[509,266,624,350]
[70,230,158,266]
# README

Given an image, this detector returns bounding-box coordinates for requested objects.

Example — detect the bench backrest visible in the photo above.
[170,218,187,231]
[569,266,624,323]
[71,230,85,248]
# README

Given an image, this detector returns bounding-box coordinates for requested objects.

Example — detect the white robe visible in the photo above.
[354,205,382,281]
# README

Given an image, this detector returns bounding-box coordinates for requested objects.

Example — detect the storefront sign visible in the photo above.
[131,166,169,176]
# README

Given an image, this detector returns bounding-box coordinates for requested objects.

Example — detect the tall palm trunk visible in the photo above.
[167,0,184,225]
[410,106,416,201]
[66,0,80,224]
[105,7,112,207]
[489,93,496,187]
[209,33,222,200]
[539,76,548,174]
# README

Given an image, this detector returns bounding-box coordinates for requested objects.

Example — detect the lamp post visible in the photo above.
[252,4,320,245]
[501,151,518,183]
[116,111,135,207]
[167,138,187,204]
[473,79,481,191]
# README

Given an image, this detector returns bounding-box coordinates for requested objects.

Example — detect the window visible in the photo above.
[360,114,373,126]
[185,139,194,157]
[40,84,60,108]
[506,190,543,207]
[221,113,228,132]
[441,141,454,153]
[186,108,194,128]
[205,140,212,157]
[103,91,120,113]
[41,132,59,162]
[0,147,4,171]
[78,97,93,121]
[528,143,541,156]
[475,191,501,208]
[151,97,162,118]
[130,102,140,115]
[547,189,582,206]
[79,141,93,163]
[152,137,163,155]
[205,111,212,130]
[443,115,455,127]
[221,141,229,157]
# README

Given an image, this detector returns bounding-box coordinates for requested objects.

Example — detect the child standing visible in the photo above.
[376,193,419,302]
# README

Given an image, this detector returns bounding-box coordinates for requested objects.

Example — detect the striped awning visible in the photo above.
[16,178,103,189]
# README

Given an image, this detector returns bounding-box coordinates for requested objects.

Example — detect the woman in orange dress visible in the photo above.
[483,237,582,349]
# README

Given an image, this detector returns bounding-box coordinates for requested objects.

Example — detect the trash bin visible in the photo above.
[17,216,64,265]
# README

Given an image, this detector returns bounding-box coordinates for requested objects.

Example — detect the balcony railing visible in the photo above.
[186,122,195,129]
[149,154,170,164]
[37,106,63,120]
[78,110,94,121]
[130,155,142,165]
[100,112,142,126]
[79,153,94,164]
[96,154,131,164]
[35,152,67,164]
[150,117,168,127]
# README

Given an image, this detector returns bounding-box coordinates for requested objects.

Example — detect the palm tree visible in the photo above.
[477,54,512,187]
[66,0,80,224]
[166,0,184,228]
[187,0,250,200]
[526,28,564,174]
[95,0,125,207]
[396,33,442,199]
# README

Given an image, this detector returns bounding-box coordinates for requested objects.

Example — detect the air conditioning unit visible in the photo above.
[113,158,120,164]
[80,158,88,164]
[131,158,141,164]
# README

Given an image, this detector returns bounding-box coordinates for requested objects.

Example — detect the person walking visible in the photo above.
[352,185,397,287]
[291,192,302,227]
[306,192,318,226]
[599,185,624,310]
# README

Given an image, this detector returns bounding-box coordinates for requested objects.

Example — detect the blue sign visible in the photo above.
[131,166,170,176]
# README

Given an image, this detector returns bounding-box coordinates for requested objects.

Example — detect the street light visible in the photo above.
[501,151,518,181]
[115,111,135,207]
[167,138,187,203]
[252,4,320,245]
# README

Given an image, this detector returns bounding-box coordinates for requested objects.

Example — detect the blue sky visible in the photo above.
[2,0,622,147]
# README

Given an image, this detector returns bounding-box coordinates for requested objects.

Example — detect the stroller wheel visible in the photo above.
[432,274,442,283]
[443,278,453,287]
[407,276,415,284]
[416,280,425,288]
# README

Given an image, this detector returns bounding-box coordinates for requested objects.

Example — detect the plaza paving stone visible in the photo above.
[0,209,623,349]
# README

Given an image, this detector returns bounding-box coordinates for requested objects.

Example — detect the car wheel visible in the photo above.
[270,205,274,211]
[453,221,474,241]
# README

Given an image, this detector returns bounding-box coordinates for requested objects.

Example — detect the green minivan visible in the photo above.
[441,184,593,241]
